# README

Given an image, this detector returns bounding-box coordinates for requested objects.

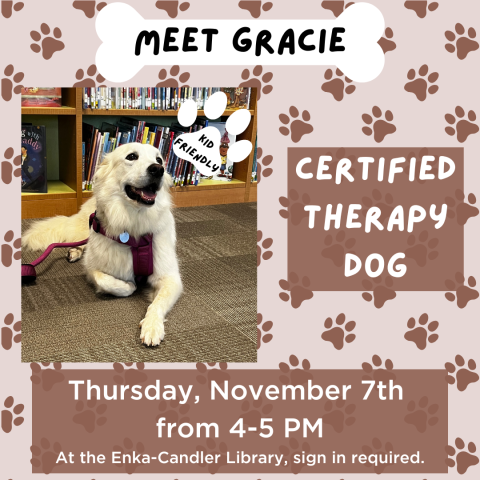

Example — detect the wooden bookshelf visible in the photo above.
[21,88,257,219]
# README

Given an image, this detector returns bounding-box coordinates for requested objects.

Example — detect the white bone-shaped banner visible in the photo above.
[96,2,386,83]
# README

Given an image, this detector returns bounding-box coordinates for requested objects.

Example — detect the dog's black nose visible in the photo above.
[147,163,164,178]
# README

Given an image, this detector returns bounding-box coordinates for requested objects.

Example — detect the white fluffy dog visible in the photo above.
[22,143,183,346]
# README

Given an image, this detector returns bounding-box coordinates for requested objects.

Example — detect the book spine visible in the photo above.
[142,127,149,144]
[82,142,86,190]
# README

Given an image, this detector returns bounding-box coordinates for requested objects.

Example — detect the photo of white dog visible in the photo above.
[22,143,182,346]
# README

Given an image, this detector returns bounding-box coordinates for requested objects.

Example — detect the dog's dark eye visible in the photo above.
[126,153,138,161]
[156,157,163,165]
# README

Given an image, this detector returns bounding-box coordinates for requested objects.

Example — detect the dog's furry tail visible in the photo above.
[22,198,96,251]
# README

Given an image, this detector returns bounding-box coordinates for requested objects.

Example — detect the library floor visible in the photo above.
[21,203,257,363]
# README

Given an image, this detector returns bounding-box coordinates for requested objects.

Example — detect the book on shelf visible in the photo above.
[83,87,251,111]
[21,124,47,193]
[21,87,62,108]
[251,134,258,182]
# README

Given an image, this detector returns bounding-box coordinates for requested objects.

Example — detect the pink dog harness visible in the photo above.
[89,212,154,280]
[21,213,154,284]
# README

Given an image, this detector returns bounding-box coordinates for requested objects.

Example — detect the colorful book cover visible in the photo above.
[21,125,47,193]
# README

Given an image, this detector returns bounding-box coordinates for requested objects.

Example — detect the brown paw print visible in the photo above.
[321,313,356,350]
[73,398,107,433]
[196,362,230,386]
[445,107,479,143]
[405,230,439,267]
[257,313,273,349]
[405,314,439,350]
[1,313,21,350]
[445,355,479,392]
[446,190,479,225]
[1,64,23,101]
[73,64,105,87]
[255,147,272,183]
[404,65,439,101]
[1,1,24,18]
[2,147,22,184]
[445,24,479,60]
[278,189,311,226]
[279,355,313,385]
[322,68,356,101]
[1,396,24,433]
[257,230,273,266]
[30,363,64,391]
[378,27,397,54]
[323,399,356,433]
[361,189,394,225]
[72,0,106,18]
[113,362,147,384]
[279,106,314,143]
[31,438,61,474]
[445,273,479,309]
[362,438,394,474]
[30,24,65,60]
[446,438,479,475]
[157,399,190,425]
[362,355,396,382]
[155,0,190,18]
[113,438,145,474]
[240,397,273,428]
[404,1,438,18]
[321,230,356,267]
[362,106,396,143]
[362,276,396,309]
[279,437,311,474]
[321,0,354,17]
[2,230,21,267]
[405,396,439,433]
[156,65,190,88]
[279,273,314,309]
[238,1,272,18]
[196,439,228,474]
[239,65,273,100]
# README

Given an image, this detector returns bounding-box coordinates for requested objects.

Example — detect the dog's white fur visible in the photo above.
[23,143,182,346]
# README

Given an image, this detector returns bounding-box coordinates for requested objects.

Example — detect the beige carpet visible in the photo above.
[21,203,257,363]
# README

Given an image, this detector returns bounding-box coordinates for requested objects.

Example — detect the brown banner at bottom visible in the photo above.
[32,368,447,474]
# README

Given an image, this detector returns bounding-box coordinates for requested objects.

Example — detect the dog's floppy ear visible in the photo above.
[93,153,115,185]
[163,172,173,189]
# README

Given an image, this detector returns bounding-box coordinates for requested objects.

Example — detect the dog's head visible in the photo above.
[94,143,172,208]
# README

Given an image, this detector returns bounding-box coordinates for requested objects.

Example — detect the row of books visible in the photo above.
[81,117,237,191]
[83,87,252,111]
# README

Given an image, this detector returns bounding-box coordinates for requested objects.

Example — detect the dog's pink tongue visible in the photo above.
[139,188,157,201]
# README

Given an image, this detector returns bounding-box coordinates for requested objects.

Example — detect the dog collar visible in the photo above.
[89,212,154,280]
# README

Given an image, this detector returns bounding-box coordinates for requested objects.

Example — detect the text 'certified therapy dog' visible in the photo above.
[23,143,182,346]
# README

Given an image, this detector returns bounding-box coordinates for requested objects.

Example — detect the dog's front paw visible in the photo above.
[139,315,165,346]
[67,247,84,263]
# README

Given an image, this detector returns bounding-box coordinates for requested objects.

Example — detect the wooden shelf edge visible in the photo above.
[82,109,255,117]
[22,107,77,115]
[22,181,76,201]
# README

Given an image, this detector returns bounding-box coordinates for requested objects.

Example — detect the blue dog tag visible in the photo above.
[119,231,130,243]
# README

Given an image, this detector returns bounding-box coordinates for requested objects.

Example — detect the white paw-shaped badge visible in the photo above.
[173,92,252,176]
